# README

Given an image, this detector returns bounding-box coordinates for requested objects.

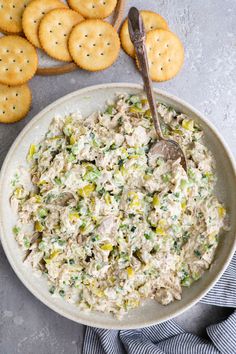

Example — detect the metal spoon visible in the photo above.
[128,7,187,171]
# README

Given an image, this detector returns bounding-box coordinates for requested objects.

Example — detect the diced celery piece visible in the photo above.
[77,184,95,198]
[27,144,37,161]
[38,208,48,218]
[152,194,160,207]
[12,226,20,235]
[218,206,226,218]
[101,243,113,251]
[126,266,134,278]
[182,119,194,131]
[35,221,44,232]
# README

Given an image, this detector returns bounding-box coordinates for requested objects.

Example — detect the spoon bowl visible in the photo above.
[149,139,187,170]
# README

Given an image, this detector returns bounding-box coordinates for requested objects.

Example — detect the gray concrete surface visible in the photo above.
[0,0,236,353]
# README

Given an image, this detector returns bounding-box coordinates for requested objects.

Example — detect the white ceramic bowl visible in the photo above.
[0,83,235,329]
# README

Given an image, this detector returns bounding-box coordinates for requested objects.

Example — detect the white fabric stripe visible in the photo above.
[83,252,236,354]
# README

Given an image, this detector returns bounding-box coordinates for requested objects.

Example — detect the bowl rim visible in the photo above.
[0,82,236,329]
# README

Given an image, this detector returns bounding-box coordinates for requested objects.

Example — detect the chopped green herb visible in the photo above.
[91,235,100,242]
[183,231,190,243]
[38,241,46,251]
[67,153,76,162]
[119,224,128,230]
[162,173,171,183]
[144,233,151,240]
[128,95,140,104]
[194,249,202,258]
[38,208,48,218]
[59,289,65,297]
[118,159,124,168]
[117,116,123,125]
[173,240,181,254]
[109,143,117,150]
[23,237,30,249]
[49,286,55,294]
[54,177,62,185]
[181,275,191,287]
[105,105,114,115]
[12,226,20,235]
[58,239,66,246]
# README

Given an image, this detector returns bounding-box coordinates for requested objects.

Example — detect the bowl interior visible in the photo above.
[0,83,235,329]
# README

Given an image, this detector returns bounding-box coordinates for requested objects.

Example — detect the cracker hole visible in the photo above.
[100,53,104,56]
[64,33,67,37]
[79,45,82,48]
[99,33,102,36]
[103,1,106,4]
[27,60,29,63]
[150,26,154,29]
[86,54,90,57]
[34,20,37,23]
[58,22,62,25]
[13,59,16,63]
[0,5,3,9]
[50,30,53,33]
[13,4,16,8]
[16,93,19,96]
[107,42,110,46]
[9,16,13,20]
[19,69,22,72]
[24,4,27,8]
[166,44,169,48]
[6,49,9,53]
[2,111,5,114]
[5,97,8,101]
[156,38,160,42]
[92,5,95,8]
[93,43,96,46]
[13,106,16,110]
[158,53,161,56]
[160,67,163,71]
[55,41,58,45]
[5,68,8,71]
[20,50,23,53]
[42,12,45,15]
[168,58,171,62]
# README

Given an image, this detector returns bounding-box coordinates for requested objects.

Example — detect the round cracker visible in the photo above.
[39,8,84,62]
[0,35,38,85]
[68,19,120,71]
[0,83,31,123]
[68,0,117,19]
[0,0,32,34]
[22,0,68,48]
[140,29,184,82]
[120,10,169,58]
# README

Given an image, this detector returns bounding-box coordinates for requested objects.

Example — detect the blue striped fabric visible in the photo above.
[83,253,236,354]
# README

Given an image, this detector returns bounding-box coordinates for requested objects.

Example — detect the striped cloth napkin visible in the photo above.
[83,253,236,354]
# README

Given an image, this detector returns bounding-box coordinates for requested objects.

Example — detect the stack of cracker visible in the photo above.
[120,10,184,82]
[0,0,120,123]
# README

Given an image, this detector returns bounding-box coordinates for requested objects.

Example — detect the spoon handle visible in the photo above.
[128,7,164,139]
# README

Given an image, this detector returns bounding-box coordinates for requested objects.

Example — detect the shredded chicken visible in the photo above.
[11,94,227,318]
